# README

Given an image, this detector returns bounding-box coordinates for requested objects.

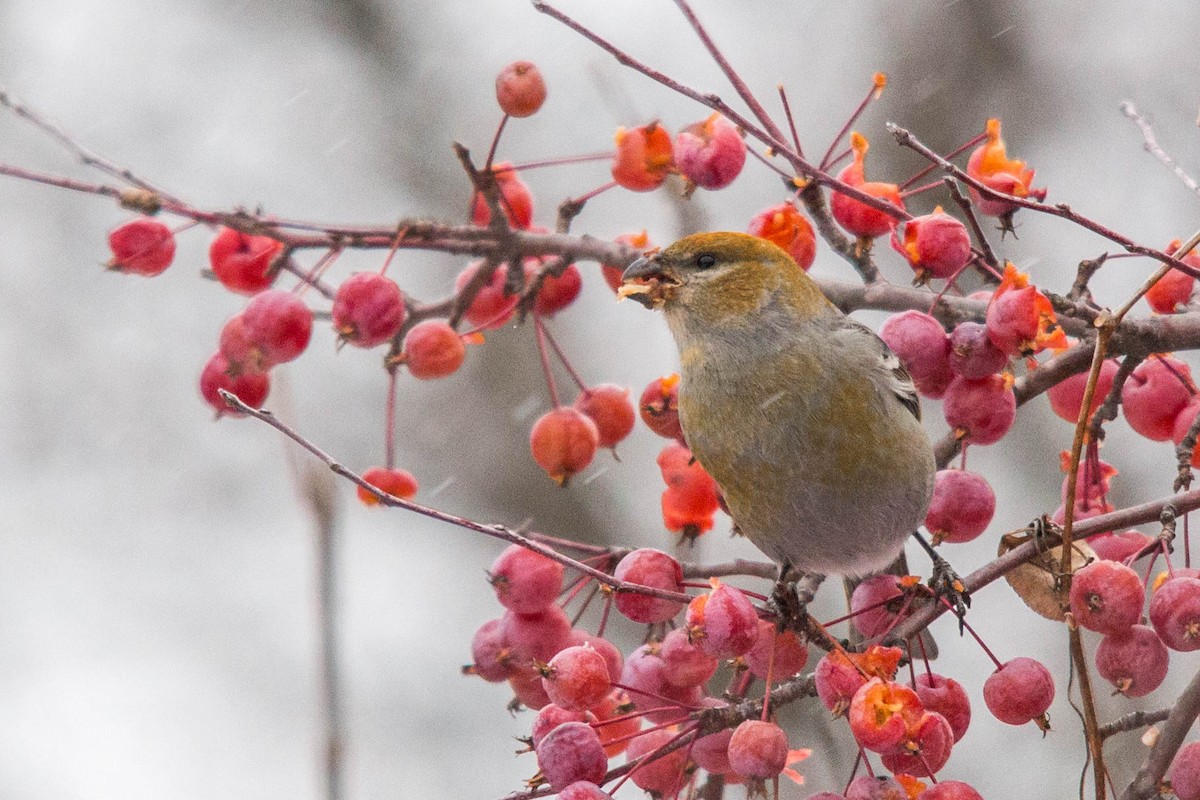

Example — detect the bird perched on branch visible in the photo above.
[619,231,936,585]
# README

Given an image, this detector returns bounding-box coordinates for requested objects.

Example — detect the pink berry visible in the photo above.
[242,289,313,367]
[1149,576,1200,651]
[209,226,281,295]
[536,721,608,791]
[454,261,517,329]
[590,691,639,756]
[983,657,1054,725]
[1088,530,1153,563]
[625,726,688,796]
[674,113,747,191]
[1171,741,1200,800]
[879,311,952,399]
[543,645,612,711]
[814,652,868,716]
[727,720,789,779]
[529,259,583,316]
[199,352,269,416]
[469,618,511,682]
[920,780,984,800]
[558,782,614,800]
[356,466,417,506]
[925,469,996,545]
[685,580,760,658]
[913,672,971,743]
[1068,559,1144,635]
[691,698,734,775]
[619,645,700,725]
[845,775,905,800]
[531,704,593,748]
[568,631,624,683]
[613,549,685,624]
[501,605,572,664]
[658,628,718,688]
[1123,355,1195,441]
[878,711,953,777]
[1047,359,1118,423]
[575,385,636,450]
[1175,400,1200,467]
[1095,624,1169,697]
[509,662,553,710]
[402,320,466,379]
[743,619,808,682]
[849,575,904,638]
[107,217,176,276]
[943,374,1017,446]
[489,544,564,614]
[495,60,546,118]
[332,272,406,348]
[529,407,599,486]
[890,208,972,282]
[948,321,1008,379]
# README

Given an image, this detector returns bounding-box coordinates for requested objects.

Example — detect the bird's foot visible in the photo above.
[913,531,971,633]
[769,566,808,633]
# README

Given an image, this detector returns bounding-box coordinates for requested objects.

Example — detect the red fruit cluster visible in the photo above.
[657,442,721,538]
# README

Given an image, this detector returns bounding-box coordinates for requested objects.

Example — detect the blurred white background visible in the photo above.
[1,1,1199,798]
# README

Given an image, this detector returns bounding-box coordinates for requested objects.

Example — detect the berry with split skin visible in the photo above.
[613,549,685,624]
[536,721,608,791]
[1123,355,1195,441]
[727,719,789,779]
[495,60,546,118]
[602,231,653,292]
[658,442,721,538]
[879,310,953,399]
[1171,741,1200,800]
[401,320,466,379]
[878,711,954,777]
[471,163,534,229]
[943,373,1017,446]
[985,263,1067,356]
[983,657,1054,726]
[356,466,418,506]
[199,351,270,417]
[575,385,636,450]
[924,469,995,545]
[489,544,564,614]
[529,407,599,486]
[209,226,283,295]
[814,646,903,716]
[1068,559,1144,636]
[675,113,746,191]
[107,217,176,276]
[612,121,674,192]
[747,202,817,271]
[948,321,1008,379]
[965,117,1046,217]
[685,579,759,658]
[848,678,925,754]
[1095,624,1169,697]
[1149,576,1200,652]
[913,672,971,743]
[640,374,684,441]
[332,272,406,348]
[830,132,904,238]
[542,645,612,711]
[743,619,808,681]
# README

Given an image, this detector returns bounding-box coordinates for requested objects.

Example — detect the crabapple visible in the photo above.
[983,657,1054,725]
[501,605,572,664]
[209,226,282,295]
[199,352,270,416]
[542,645,612,711]
[675,113,746,191]
[495,60,546,117]
[640,374,684,440]
[1095,624,1169,697]
[830,132,904,238]
[913,672,971,742]
[332,272,406,348]
[625,726,689,796]
[612,549,685,624]
[848,678,924,754]
[850,575,904,638]
[878,711,953,777]
[685,580,759,658]
[401,321,466,379]
[1122,355,1194,441]
[658,628,717,688]
[469,618,511,682]
[890,207,971,282]
[107,217,175,276]
[240,289,313,367]
[1171,741,1200,800]
[471,163,534,229]
[531,704,593,748]
[924,469,995,544]
[948,321,1008,379]
[536,721,607,791]
[658,442,721,537]
[357,466,418,506]
[943,374,1017,445]
[1068,559,1144,635]
[747,202,817,271]
[529,407,599,485]
[455,260,518,329]
[574,385,635,450]
[743,619,808,681]
[878,311,952,399]
[727,720,789,779]
[1149,576,1200,651]
[612,122,674,192]
[1047,359,1118,423]
[489,544,564,614]
[920,781,984,800]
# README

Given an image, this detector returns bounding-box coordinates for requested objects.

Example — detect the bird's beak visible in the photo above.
[617,252,679,309]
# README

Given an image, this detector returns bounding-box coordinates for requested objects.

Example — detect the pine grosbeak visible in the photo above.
[620,231,935,577]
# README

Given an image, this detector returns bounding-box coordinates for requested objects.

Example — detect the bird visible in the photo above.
[619,231,936,582]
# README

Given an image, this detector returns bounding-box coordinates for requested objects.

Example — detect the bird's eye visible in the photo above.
[695,253,716,269]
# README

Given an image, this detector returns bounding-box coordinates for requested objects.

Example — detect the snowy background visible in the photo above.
[1,1,1199,798]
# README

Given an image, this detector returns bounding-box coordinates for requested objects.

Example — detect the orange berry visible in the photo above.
[357,466,418,506]
[529,408,599,485]
[612,122,674,192]
[495,60,546,118]
[747,202,817,271]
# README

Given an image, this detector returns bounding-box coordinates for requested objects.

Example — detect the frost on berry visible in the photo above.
[542,645,612,711]
[455,260,518,329]
[829,132,904,238]
[602,231,653,293]
[743,619,808,681]
[471,163,534,229]
[612,122,674,192]
[948,321,1008,379]
[913,672,971,742]
[890,207,971,283]
[1068,559,1144,636]
[558,782,614,800]
[489,544,564,614]
[878,310,952,399]
[747,202,818,271]
[199,351,270,417]
[845,775,907,800]
[208,226,283,295]
[568,631,623,684]
[847,678,924,754]
[529,407,599,486]
[501,604,572,665]
[531,704,593,750]
[1171,741,1200,800]
[985,263,1067,356]
[658,442,721,538]
[625,726,688,797]
[658,628,717,688]
[356,466,418,506]
[613,549,685,624]
[849,575,904,638]
[1145,240,1200,313]
[1047,357,1118,424]
[1123,355,1195,441]
[727,719,789,779]
[619,645,684,724]
[943,373,1017,446]
[332,272,406,348]
[966,117,1046,218]
[1149,576,1200,651]
[469,618,511,682]
[239,289,313,368]
[495,60,546,118]
[535,720,608,791]
[107,217,176,276]
[640,374,684,441]
[674,113,747,192]
[575,385,636,450]
[509,662,553,710]
[925,469,996,545]
[879,711,953,777]
[685,579,759,658]
[982,657,1054,726]
[401,320,466,379]
[1095,624,1169,697]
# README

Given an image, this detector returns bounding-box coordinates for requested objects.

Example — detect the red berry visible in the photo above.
[529,407,599,485]
[568,631,624,683]
[658,442,721,537]
[640,374,684,440]
[879,311,952,399]
[1172,741,1200,800]
[612,122,674,192]
[531,704,593,748]
[558,782,614,800]
[575,385,635,450]
[356,466,418,506]
[674,113,746,191]
[625,726,688,796]
[920,781,984,800]
[402,320,466,379]
[948,321,1008,379]
[1069,559,1144,635]
[1123,355,1195,441]
[536,721,608,791]
[658,628,717,688]
[471,163,534,229]
[509,662,553,710]
[199,351,269,416]
[107,217,176,276]
[983,657,1054,725]
[943,374,1017,445]
[1047,358,1118,423]
[209,227,282,295]
[686,580,759,658]
[502,605,572,665]
[913,672,971,743]
[965,118,1046,217]
[831,133,904,238]
[469,618,511,682]
[890,207,971,282]
[495,60,546,118]
[691,698,735,775]
[542,645,613,711]
[242,289,313,367]
[848,678,924,754]
[218,313,263,375]
[1146,240,1198,313]
[985,263,1067,356]
[603,231,653,293]
[613,549,685,624]
[925,469,996,545]
[455,260,517,329]
[743,619,808,682]
[1149,576,1200,651]
[589,690,639,756]
[1088,530,1153,562]
[728,720,790,779]
[747,202,817,271]
[850,575,904,638]
[332,272,406,348]
[845,775,906,800]
[529,260,583,316]
[489,544,564,614]
[1175,400,1200,467]
[878,711,953,777]
[1095,624,1169,697]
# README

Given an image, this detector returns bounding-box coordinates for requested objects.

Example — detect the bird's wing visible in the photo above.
[834,317,922,421]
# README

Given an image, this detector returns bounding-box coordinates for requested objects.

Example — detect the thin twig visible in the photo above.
[1120,667,1200,800]
[1120,101,1200,199]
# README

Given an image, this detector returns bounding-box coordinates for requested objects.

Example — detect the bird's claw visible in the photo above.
[928,553,971,633]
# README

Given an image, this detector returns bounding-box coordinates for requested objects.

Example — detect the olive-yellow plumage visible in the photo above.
[623,232,935,577]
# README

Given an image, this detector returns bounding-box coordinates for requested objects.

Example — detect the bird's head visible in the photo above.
[617,231,829,326]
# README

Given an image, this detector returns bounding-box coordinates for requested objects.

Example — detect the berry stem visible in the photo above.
[378,225,408,276]
[295,247,343,298]
[533,315,562,407]
[746,147,796,183]
[776,84,805,160]
[571,180,618,206]
[898,179,945,200]
[483,114,509,171]
[384,366,398,470]
[897,130,987,191]
[818,75,885,172]
[538,321,589,393]
[611,681,703,711]
[569,582,601,627]
[938,596,1002,668]
[507,151,616,171]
